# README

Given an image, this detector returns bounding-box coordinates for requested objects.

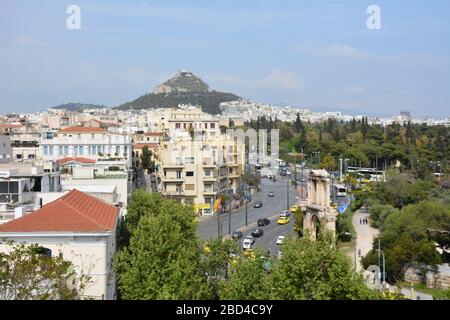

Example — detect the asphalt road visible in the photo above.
[197,176,299,241]
[240,214,297,258]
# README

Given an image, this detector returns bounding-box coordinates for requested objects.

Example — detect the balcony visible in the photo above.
[163,190,185,196]
[161,176,184,182]
[161,164,184,169]
[203,189,218,195]
[203,175,217,181]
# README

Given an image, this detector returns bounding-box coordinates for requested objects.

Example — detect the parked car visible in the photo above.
[278,216,290,225]
[257,218,270,226]
[276,235,285,245]
[251,228,264,237]
[253,200,263,208]
[276,251,283,259]
[232,230,243,239]
[290,205,300,213]
[268,191,275,197]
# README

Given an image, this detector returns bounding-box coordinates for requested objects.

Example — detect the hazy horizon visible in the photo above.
[1,0,449,118]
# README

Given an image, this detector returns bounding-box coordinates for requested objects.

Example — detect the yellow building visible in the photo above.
[158,107,245,215]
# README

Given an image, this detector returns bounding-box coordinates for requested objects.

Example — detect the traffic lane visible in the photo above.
[240,215,296,257]
[197,177,298,240]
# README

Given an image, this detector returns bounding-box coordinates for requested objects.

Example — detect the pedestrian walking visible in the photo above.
[360,218,362,224]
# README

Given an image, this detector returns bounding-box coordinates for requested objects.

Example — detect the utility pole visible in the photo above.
[227,165,231,235]
[217,200,221,239]
[378,239,381,282]
[339,156,343,184]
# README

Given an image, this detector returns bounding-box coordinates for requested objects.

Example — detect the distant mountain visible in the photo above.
[116,70,241,114]
[51,103,109,111]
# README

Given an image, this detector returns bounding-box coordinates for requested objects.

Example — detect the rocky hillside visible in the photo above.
[116,70,240,114]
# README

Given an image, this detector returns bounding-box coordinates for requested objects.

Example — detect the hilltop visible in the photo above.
[116,70,240,114]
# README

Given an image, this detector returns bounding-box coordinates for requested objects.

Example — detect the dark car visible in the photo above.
[231,231,243,239]
[257,218,270,226]
[268,191,275,197]
[253,201,263,208]
[251,228,264,237]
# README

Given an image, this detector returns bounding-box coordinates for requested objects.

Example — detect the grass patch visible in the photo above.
[396,281,450,300]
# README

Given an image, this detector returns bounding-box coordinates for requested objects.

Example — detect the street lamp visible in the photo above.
[376,248,386,289]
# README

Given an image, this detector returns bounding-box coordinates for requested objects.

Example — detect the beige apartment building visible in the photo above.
[159,107,245,216]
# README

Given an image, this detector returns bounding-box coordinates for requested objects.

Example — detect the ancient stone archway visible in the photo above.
[303,170,337,239]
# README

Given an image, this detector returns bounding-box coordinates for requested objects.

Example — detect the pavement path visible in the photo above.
[351,207,379,272]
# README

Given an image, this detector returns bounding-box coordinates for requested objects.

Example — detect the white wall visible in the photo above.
[0,233,116,299]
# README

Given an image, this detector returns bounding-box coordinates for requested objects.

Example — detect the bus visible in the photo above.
[334,184,347,197]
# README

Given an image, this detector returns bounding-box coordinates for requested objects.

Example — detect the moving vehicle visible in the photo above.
[334,184,347,197]
[244,235,255,245]
[268,191,275,197]
[276,235,285,245]
[251,228,264,237]
[253,201,263,208]
[290,204,299,213]
[278,216,291,225]
[257,218,270,226]
[232,230,243,239]
[242,239,253,250]
[279,210,291,218]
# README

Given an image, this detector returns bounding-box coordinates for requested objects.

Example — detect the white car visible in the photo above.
[276,236,285,245]
[242,239,253,250]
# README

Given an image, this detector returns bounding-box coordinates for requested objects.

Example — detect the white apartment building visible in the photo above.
[0,135,12,163]
[40,126,132,168]
[0,189,119,300]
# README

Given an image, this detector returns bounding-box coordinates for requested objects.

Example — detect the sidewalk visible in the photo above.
[350,207,379,272]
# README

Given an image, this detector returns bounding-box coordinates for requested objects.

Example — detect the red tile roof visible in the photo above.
[0,189,119,233]
[60,126,107,133]
[57,157,96,165]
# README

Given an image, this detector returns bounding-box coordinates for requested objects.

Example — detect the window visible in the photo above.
[204,169,211,177]
[91,134,95,139]
[176,123,181,129]
[49,146,53,155]
[185,184,195,190]
[43,146,49,155]
[176,171,182,179]
[210,123,215,129]
[205,123,208,129]
[186,171,194,177]
[59,146,63,155]
[185,157,194,164]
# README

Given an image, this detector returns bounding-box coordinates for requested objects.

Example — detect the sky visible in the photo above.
[0,0,449,118]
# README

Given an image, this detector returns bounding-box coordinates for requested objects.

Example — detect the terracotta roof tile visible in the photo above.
[57,157,96,165]
[0,189,119,233]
